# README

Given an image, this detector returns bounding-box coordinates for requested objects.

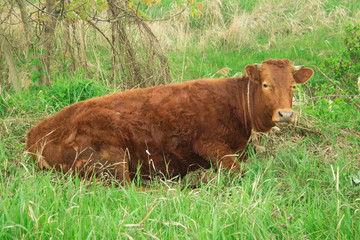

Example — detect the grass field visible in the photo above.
[1,0,360,239]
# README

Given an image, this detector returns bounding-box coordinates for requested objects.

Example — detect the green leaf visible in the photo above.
[350,170,360,185]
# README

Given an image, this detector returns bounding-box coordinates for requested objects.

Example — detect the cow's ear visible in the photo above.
[245,65,261,83]
[293,67,313,84]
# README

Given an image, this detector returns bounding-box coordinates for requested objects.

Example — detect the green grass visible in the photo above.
[1,129,359,239]
[1,0,360,239]
[167,19,346,82]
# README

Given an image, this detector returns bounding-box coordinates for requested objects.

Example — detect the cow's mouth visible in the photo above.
[274,121,291,128]
[272,109,294,127]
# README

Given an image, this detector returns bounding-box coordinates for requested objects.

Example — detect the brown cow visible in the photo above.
[26,59,313,184]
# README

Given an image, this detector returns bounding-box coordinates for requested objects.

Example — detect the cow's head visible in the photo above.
[245,59,313,127]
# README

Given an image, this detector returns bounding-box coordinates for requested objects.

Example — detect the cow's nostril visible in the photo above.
[278,111,293,122]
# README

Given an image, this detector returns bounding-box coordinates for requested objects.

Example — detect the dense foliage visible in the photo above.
[324,23,360,94]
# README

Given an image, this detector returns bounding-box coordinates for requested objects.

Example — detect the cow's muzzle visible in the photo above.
[273,109,294,127]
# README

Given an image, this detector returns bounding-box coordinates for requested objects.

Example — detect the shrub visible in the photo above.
[39,78,108,111]
[0,78,108,118]
[324,23,360,94]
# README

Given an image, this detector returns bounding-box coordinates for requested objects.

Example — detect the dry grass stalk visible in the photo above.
[150,0,356,52]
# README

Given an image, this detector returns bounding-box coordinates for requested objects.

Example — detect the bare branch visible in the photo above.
[86,1,188,23]
[0,0,15,25]
[313,65,338,85]
[72,11,119,56]
[25,0,60,18]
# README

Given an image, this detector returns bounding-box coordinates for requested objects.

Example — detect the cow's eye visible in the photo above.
[263,83,269,88]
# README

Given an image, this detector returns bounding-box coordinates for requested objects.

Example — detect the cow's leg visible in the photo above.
[69,147,131,186]
[193,141,242,174]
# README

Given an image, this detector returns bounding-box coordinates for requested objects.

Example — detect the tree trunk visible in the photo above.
[39,0,59,86]
[64,19,76,73]
[0,45,2,81]
[117,19,144,86]
[15,0,42,86]
[0,25,20,92]
[80,21,88,72]
[140,20,171,84]
[108,0,144,88]
[72,21,82,70]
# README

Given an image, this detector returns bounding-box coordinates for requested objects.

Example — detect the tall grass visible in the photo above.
[1,0,360,239]
[1,126,359,238]
[149,0,360,80]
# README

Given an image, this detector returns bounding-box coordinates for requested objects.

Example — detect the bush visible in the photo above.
[39,78,108,111]
[0,78,108,118]
[324,23,360,94]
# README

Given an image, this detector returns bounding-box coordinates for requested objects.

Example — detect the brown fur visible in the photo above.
[262,59,290,68]
[26,59,313,185]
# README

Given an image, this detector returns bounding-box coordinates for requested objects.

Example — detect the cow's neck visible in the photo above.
[247,80,275,132]
[232,78,274,133]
